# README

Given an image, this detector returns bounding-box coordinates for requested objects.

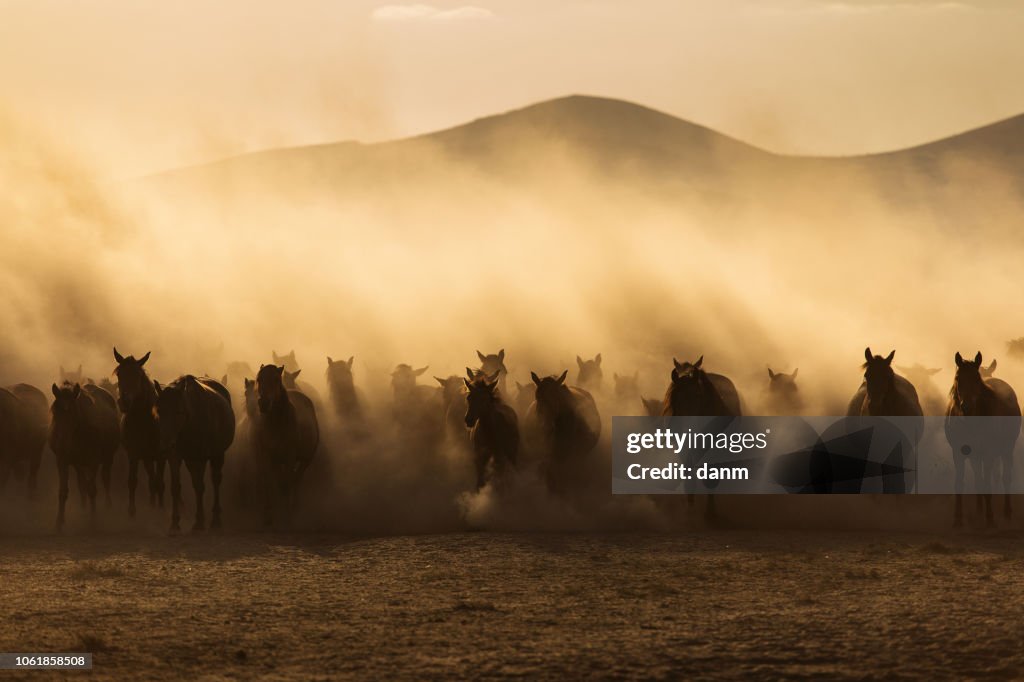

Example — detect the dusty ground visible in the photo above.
[1,527,1024,680]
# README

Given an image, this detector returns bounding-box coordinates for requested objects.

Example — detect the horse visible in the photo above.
[0,383,49,496]
[59,365,84,384]
[614,371,640,403]
[896,363,947,416]
[661,357,742,519]
[438,374,470,448]
[576,354,603,393]
[765,367,803,415]
[49,383,120,531]
[980,359,998,378]
[272,350,300,372]
[154,376,235,533]
[946,351,1022,527]
[83,383,119,506]
[641,396,663,417]
[661,357,742,417]
[252,364,320,526]
[513,381,535,419]
[475,349,508,394]
[391,363,443,448]
[282,369,323,411]
[113,348,165,516]
[326,356,367,437]
[847,349,923,419]
[464,371,518,490]
[525,370,601,496]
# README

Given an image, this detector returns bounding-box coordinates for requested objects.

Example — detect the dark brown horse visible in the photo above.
[464,371,518,490]
[766,367,803,415]
[155,376,235,533]
[661,357,742,519]
[253,364,320,526]
[847,349,923,419]
[661,357,742,417]
[49,383,120,531]
[0,383,48,495]
[946,351,1021,527]
[576,354,603,393]
[113,348,164,516]
[525,370,601,496]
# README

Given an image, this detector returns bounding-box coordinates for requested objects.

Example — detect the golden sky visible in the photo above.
[2,0,1022,176]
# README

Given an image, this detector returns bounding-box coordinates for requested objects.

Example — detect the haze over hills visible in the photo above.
[145,95,1024,206]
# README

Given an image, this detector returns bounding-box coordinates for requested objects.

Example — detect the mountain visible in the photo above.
[141,95,1024,224]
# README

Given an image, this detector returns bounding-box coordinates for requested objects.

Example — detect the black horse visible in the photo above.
[155,375,235,533]
[113,348,165,517]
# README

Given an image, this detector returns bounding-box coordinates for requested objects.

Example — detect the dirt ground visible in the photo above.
[1,525,1024,681]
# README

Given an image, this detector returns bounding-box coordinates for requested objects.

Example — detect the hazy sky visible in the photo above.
[2,0,1023,176]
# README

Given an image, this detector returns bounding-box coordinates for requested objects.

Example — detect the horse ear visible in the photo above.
[154,380,162,395]
[275,365,285,375]
[487,377,499,390]
[955,352,963,367]
[347,356,355,368]
[884,350,895,364]
[139,351,151,366]
[595,353,602,366]
[990,359,997,372]
[72,384,81,398]
[974,351,983,365]
[466,367,476,380]
[113,347,124,364]
[673,357,684,370]
[531,372,541,386]
[477,350,486,363]
[928,367,941,375]
[498,349,505,361]
[576,356,584,368]
[292,369,302,379]
[515,381,524,390]
[864,347,873,363]
[414,366,428,376]
[464,378,473,389]
[221,375,228,385]
[694,356,703,369]
[792,368,799,379]
[327,356,333,366]
[768,368,775,379]
[272,351,279,361]
[51,383,59,398]
[435,377,446,386]
[77,364,82,374]
[557,370,568,384]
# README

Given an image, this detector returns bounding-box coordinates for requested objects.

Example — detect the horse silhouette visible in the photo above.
[326,356,367,438]
[253,364,320,526]
[946,351,1022,527]
[83,383,119,506]
[765,367,803,415]
[438,374,470,449]
[661,356,742,519]
[465,371,518,490]
[641,396,663,417]
[525,370,601,496]
[272,350,300,372]
[282,368,323,411]
[613,371,640,403]
[59,365,84,385]
[847,349,923,419]
[513,381,535,419]
[113,348,165,516]
[895,363,946,416]
[576,354,603,393]
[155,375,235,533]
[391,363,443,448]
[661,357,742,417]
[0,383,48,496]
[980,359,998,378]
[475,349,508,394]
[49,383,119,531]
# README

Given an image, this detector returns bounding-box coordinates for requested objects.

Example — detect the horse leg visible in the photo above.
[953,453,965,527]
[27,444,42,499]
[101,458,112,509]
[143,459,157,507]
[187,458,207,532]
[87,465,98,525]
[128,457,139,518]
[56,461,69,533]
[75,466,89,511]
[168,457,183,535]
[982,460,995,528]
[155,457,166,508]
[1002,453,1013,520]
[210,454,224,530]
[474,448,488,490]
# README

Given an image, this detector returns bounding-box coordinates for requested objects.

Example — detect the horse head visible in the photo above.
[476,349,507,383]
[613,371,640,400]
[531,370,570,417]
[113,347,152,411]
[862,348,896,410]
[391,363,428,396]
[256,364,289,415]
[576,354,603,390]
[465,371,500,427]
[953,351,987,415]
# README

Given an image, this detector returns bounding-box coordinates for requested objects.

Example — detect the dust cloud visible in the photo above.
[2,94,1023,533]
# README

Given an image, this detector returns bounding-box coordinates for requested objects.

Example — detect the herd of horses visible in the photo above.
[0,345,1019,532]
